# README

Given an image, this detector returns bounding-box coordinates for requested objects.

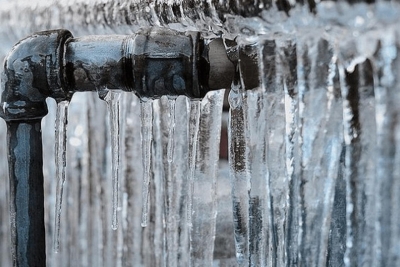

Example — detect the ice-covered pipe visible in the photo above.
[0,29,72,267]
[0,28,240,266]
[0,30,72,121]
[1,28,237,121]
[63,28,237,98]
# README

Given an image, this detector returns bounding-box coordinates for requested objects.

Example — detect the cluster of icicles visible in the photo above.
[52,28,400,267]
[53,89,225,266]
[54,93,181,244]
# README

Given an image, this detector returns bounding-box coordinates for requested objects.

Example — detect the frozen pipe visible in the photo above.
[63,28,238,98]
[0,28,248,266]
[0,30,72,267]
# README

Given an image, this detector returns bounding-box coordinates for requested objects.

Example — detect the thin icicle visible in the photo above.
[140,99,153,227]
[187,100,201,228]
[99,90,122,230]
[167,98,176,163]
[54,100,70,253]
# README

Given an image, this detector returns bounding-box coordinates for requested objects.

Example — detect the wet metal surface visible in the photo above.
[64,28,240,99]
[7,120,46,267]
[0,30,72,121]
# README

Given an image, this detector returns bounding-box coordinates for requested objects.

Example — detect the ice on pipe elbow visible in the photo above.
[0,29,73,121]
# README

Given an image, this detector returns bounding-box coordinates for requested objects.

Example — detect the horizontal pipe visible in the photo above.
[64,35,128,93]
[64,29,236,99]
[1,28,237,122]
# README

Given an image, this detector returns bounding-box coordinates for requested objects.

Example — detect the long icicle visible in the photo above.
[189,91,224,267]
[140,99,153,227]
[225,37,250,266]
[100,90,122,230]
[54,100,70,253]
[187,100,201,228]
[228,79,249,266]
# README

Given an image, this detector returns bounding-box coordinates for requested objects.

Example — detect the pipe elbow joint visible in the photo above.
[0,29,72,121]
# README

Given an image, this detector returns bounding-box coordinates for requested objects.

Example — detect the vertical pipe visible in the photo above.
[7,120,46,267]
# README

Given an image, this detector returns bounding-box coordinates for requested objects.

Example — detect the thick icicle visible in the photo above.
[279,38,300,267]
[151,99,166,267]
[245,89,268,267]
[236,42,270,267]
[297,37,343,267]
[54,100,70,253]
[140,99,153,227]
[190,91,224,267]
[120,93,145,266]
[228,77,250,266]
[99,90,122,230]
[160,96,189,267]
[167,98,176,163]
[371,32,400,267]
[258,39,289,267]
[337,32,378,267]
[187,100,201,228]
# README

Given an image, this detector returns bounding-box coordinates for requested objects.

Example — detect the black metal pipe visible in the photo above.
[7,120,46,267]
[64,35,129,93]
[0,30,72,267]
[0,28,239,266]
[63,28,237,99]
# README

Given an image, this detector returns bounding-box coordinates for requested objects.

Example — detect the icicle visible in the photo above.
[187,100,201,228]
[167,98,176,163]
[189,90,224,267]
[297,37,343,267]
[371,32,399,267]
[228,75,250,265]
[161,96,189,267]
[120,93,144,266]
[99,90,122,230]
[53,100,70,253]
[140,99,153,227]
[256,38,300,267]
[280,40,300,267]
[244,89,268,267]
[151,99,166,267]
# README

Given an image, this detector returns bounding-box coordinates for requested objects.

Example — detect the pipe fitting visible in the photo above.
[131,29,203,99]
[0,29,72,121]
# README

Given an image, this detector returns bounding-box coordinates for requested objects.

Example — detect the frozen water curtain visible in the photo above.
[0,0,400,266]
